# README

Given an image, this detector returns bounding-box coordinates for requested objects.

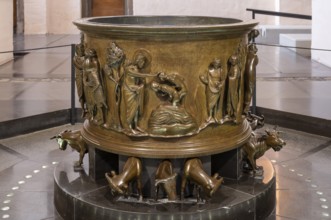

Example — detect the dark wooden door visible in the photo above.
[92,0,125,16]
[13,0,17,32]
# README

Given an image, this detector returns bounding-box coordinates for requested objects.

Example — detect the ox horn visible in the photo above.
[50,135,60,140]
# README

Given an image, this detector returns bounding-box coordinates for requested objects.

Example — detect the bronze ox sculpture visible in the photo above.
[51,130,88,167]
[181,158,223,201]
[155,160,177,201]
[242,128,286,174]
[105,157,143,201]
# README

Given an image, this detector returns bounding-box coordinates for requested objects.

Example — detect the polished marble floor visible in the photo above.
[0,34,331,220]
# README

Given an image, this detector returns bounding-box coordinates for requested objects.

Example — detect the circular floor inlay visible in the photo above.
[322,212,330,217]
[1,207,10,211]
[6,193,13,198]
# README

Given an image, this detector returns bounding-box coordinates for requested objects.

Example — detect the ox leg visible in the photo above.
[180,176,188,200]
[73,151,85,169]
[248,155,264,176]
[155,184,159,201]
[247,154,256,172]
[136,177,143,201]
[195,184,202,203]
[78,151,85,166]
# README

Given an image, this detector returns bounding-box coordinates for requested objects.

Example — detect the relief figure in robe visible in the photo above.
[200,59,226,123]
[243,44,259,114]
[226,55,240,122]
[103,42,125,131]
[73,33,87,117]
[83,48,107,125]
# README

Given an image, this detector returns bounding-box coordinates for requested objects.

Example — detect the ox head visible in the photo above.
[265,127,286,152]
[50,130,71,151]
[105,172,128,196]
[204,173,224,197]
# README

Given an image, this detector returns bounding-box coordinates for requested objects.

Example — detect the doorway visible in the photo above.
[13,0,24,34]
[82,0,132,17]
[92,0,125,16]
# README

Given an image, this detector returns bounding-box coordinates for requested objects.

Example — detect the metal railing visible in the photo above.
[0,44,77,125]
[247,8,312,20]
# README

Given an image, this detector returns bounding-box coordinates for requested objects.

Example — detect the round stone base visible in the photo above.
[54,154,275,220]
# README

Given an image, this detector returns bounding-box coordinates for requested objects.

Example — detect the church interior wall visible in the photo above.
[279,0,311,25]
[24,0,81,34]
[311,0,331,67]
[133,0,276,24]
[24,0,47,34]
[0,0,13,65]
[47,0,81,34]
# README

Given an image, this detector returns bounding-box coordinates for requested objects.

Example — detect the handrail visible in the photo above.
[247,8,312,20]
[0,44,77,125]
[0,44,72,54]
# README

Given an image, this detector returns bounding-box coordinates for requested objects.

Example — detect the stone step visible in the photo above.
[279,33,311,57]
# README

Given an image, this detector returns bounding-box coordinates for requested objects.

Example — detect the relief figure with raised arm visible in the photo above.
[121,49,154,135]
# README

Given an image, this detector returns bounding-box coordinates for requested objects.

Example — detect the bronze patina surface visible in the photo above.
[73,16,258,157]
[51,130,88,167]
[52,16,282,219]
[81,118,251,158]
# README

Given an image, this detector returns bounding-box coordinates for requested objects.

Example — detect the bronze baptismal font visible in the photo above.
[52,16,285,220]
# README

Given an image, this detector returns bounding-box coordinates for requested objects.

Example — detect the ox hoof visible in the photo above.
[254,169,264,177]
[73,161,83,171]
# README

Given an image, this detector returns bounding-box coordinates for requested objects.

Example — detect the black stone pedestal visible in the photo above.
[87,145,242,197]
[54,153,276,220]
[88,146,118,180]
